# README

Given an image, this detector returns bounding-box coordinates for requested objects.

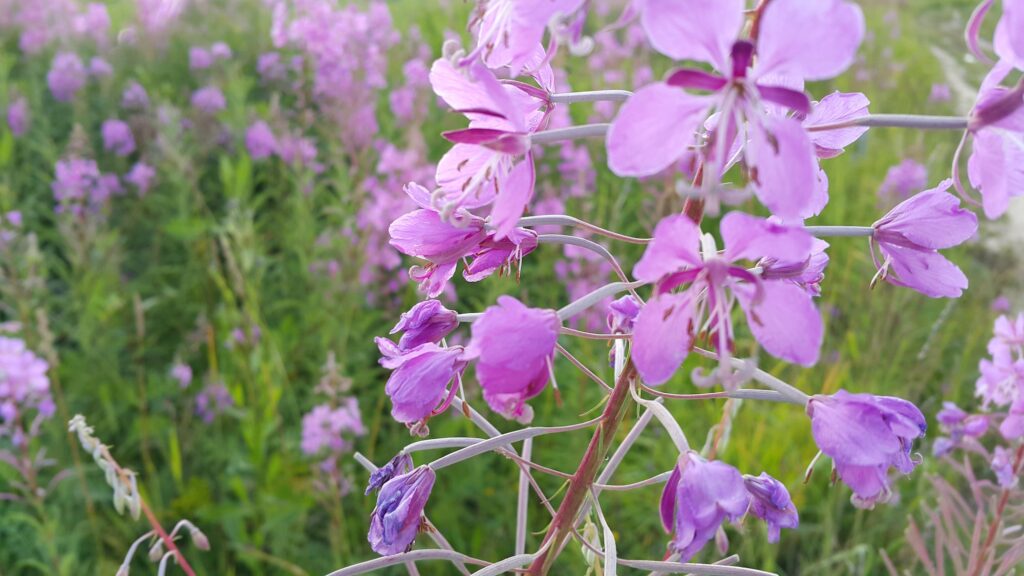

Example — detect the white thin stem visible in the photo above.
[517,214,651,244]
[157,551,176,576]
[629,383,691,454]
[515,438,532,557]
[803,225,874,238]
[326,550,489,576]
[429,417,602,471]
[550,90,633,104]
[593,471,673,491]
[538,233,636,290]
[618,559,777,575]
[556,343,612,392]
[531,123,610,144]
[805,113,968,132]
[693,349,809,405]
[120,531,156,571]
[469,553,539,576]
[401,438,482,454]
[639,384,798,404]
[556,280,646,322]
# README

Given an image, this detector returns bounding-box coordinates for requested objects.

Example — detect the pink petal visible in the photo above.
[995,8,1024,69]
[435,143,505,208]
[735,281,822,366]
[632,293,694,386]
[803,92,870,158]
[747,116,820,219]
[874,181,978,249]
[881,244,969,299]
[636,0,744,72]
[490,158,536,240]
[607,83,711,177]
[754,0,865,81]
[633,214,703,283]
[968,126,1024,220]
[721,212,813,263]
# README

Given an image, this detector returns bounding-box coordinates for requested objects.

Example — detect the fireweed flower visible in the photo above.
[102,120,136,157]
[870,180,978,298]
[607,295,642,334]
[991,446,1019,488]
[631,211,822,385]
[375,338,467,426]
[609,0,865,219]
[965,73,1024,220]
[366,453,414,495]
[7,97,29,137]
[660,452,750,561]
[125,162,156,196]
[933,401,989,456]
[1001,398,1024,440]
[0,337,54,445]
[464,296,560,423]
[47,52,88,102]
[189,47,214,70]
[195,383,233,424]
[878,159,929,203]
[989,312,1024,358]
[122,81,150,110]
[429,57,547,238]
[169,362,193,388]
[743,472,799,543]
[465,0,586,74]
[245,121,278,160]
[89,57,113,78]
[389,300,458,351]
[190,86,226,114]
[803,91,871,160]
[368,465,435,556]
[807,390,926,508]
[300,399,366,456]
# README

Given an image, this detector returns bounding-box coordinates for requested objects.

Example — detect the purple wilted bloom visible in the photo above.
[929,83,952,103]
[300,398,365,455]
[245,121,277,160]
[195,383,233,424]
[122,82,149,110]
[933,401,988,456]
[0,337,53,445]
[210,42,232,61]
[803,92,871,159]
[125,162,156,196]
[189,47,213,70]
[390,300,458,351]
[429,58,545,238]
[632,212,822,385]
[190,86,226,114]
[991,446,1019,488]
[878,159,929,203]
[47,52,87,102]
[89,57,113,78]
[743,473,799,543]
[102,120,136,157]
[368,465,435,556]
[966,74,1024,219]
[464,296,560,423]
[660,452,749,561]
[610,0,864,219]
[169,362,192,388]
[375,338,467,425]
[467,0,585,74]
[870,180,978,298]
[607,295,642,334]
[807,390,926,508]
[366,453,414,495]
[7,98,29,137]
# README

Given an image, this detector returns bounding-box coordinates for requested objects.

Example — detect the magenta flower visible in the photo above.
[47,52,87,102]
[125,162,156,196]
[991,446,1019,488]
[300,399,365,456]
[607,295,642,334]
[375,338,467,425]
[743,472,799,543]
[7,97,29,138]
[390,300,458,351]
[989,313,1024,359]
[368,465,435,556]
[967,80,1024,219]
[245,121,278,160]
[102,120,136,157]
[464,296,560,423]
[610,0,864,219]
[467,0,585,74]
[195,383,233,424]
[660,452,749,561]
[870,180,977,298]
[807,390,926,508]
[631,212,822,385]
[976,355,1024,408]
[122,82,150,111]
[803,91,871,159]
[190,86,226,114]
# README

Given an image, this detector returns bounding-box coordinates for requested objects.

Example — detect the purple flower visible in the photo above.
[366,453,414,495]
[976,355,1024,408]
[933,402,988,456]
[125,162,156,195]
[607,295,642,334]
[195,383,233,424]
[743,473,799,543]
[992,296,1013,313]
[1000,399,1024,440]
[376,339,466,425]
[257,52,286,82]
[122,82,150,110]
[871,180,978,298]
[245,121,278,160]
[468,0,585,74]
[102,120,136,157]
[389,300,458,351]
[89,57,113,78]
[190,86,226,114]
[967,81,1024,219]
[189,47,213,70]
[0,337,53,444]
[631,212,822,385]
[929,83,952,103]
[464,296,560,423]
[368,465,435,555]
[807,390,926,508]
[878,159,928,203]
[300,398,365,456]
[7,97,29,137]
[660,452,749,561]
[803,91,871,159]
[47,52,87,102]
[210,42,232,60]
[991,446,1019,488]
[169,362,192,388]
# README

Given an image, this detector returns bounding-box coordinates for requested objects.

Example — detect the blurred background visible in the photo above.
[0,0,1019,574]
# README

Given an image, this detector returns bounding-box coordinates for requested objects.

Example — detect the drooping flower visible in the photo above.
[807,390,927,508]
[102,120,136,157]
[48,52,88,102]
[245,121,278,160]
[6,97,29,137]
[631,211,822,385]
[368,465,435,556]
[743,472,799,543]
[870,179,977,298]
[375,338,467,426]
[190,86,226,114]
[390,300,459,351]
[464,296,560,423]
[659,452,750,561]
[366,453,414,495]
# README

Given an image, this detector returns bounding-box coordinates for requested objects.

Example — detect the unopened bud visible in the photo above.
[148,540,164,562]
[190,527,210,551]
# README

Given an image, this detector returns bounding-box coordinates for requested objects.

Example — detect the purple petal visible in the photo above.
[748,115,821,219]
[633,214,703,283]
[490,158,536,240]
[803,92,870,158]
[736,281,822,366]
[721,212,813,263]
[660,463,682,532]
[873,181,978,250]
[754,0,865,81]
[632,293,694,386]
[968,124,1024,220]
[666,68,729,91]
[880,244,969,299]
[636,0,744,72]
[756,84,811,115]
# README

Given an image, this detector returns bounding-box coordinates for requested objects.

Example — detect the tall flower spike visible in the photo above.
[807,390,927,508]
[368,465,436,555]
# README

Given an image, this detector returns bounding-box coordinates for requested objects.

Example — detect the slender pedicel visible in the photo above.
[518,214,652,244]
[530,124,611,144]
[550,90,633,104]
[515,439,533,556]
[616,559,777,576]
[629,382,691,454]
[429,417,603,471]
[538,234,637,290]
[692,348,810,405]
[325,550,489,576]
[804,226,874,238]
[805,113,969,132]
[639,383,798,404]
[556,281,646,322]
[593,471,674,492]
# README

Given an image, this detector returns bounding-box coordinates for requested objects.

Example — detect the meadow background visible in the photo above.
[0,0,1019,574]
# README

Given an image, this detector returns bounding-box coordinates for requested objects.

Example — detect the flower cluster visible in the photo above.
[0,337,53,446]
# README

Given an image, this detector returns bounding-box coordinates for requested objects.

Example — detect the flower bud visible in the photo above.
[368,466,436,556]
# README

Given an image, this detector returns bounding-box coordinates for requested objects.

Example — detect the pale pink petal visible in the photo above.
[633,214,703,283]
[636,0,744,72]
[490,158,536,240]
[873,181,979,249]
[632,293,694,386]
[721,212,813,264]
[803,92,870,158]
[607,83,711,177]
[754,0,865,81]
[747,116,820,219]
[968,126,1024,220]
[881,244,969,299]
[995,10,1024,69]
[435,143,504,208]
[735,281,822,366]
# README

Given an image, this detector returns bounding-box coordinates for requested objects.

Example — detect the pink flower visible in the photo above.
[47,52,87,102]
[300,399,365,456]
[190,47,213,70]
[878,159,929,203]
[803,91,871,159]
[967,81,1024,219]
[631,212,822,385]
[190,86,226,114]
[389,300,458,351]
[122,82,149,110]
[871,180,977,298]
[464,296,560,422]
[169,362,192,388]
[743,472,799,543]
[7,97,29,138]
[245,121,278,160]
[102,120,136,157]
[991,446,1018,488]
[467,0,585,75]
[125,162,156,196]
[368,466,435,555]
[375,339,467,425]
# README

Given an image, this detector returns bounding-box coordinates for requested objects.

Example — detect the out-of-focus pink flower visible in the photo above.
[125,162,156,195]
[300,398,365,456]
[189,47,213,70]
[929,83,952,103]
[245,121,277,160]
[102,120,136,157]
[89,57,113,78]
[195,383,233,424]
[991,446,1019,488]
[169,362,193,388]
[878,159,928,203]
[48,52,87,102]
[468,0,586,75]
[190,86,226,114]
[210,42,232,60]
[122,82,150,110]
[0,337,53,445]
[6,98,29,137]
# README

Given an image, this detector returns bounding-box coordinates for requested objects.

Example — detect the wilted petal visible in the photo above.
[632,293,694,386]
[755,0,865,81]
[636,0,744,72]
[735,280,822,366]
[608,83,712,177]
[633,214,703,283]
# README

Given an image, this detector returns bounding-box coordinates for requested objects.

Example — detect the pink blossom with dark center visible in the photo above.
[807,390,926,508]
[743,472,799,543]
[368,465,435,555]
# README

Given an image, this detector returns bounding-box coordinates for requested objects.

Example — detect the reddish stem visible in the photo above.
[969,444,1024,576]
[141,499,197,576]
